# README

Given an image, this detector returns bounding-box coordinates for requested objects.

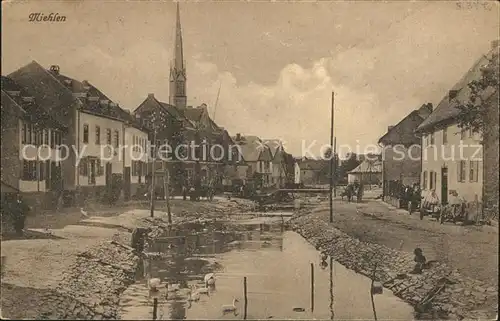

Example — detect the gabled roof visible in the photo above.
[378,103,432,146]
[134,94,193,129]
[416,46,499,133]
[1,75,66,130]
[263,139,283,158]
[8,61,76,125]
[232,135,267,162]
[348,160,382,174]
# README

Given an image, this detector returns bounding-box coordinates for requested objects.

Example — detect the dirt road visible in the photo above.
[311,199,498,286]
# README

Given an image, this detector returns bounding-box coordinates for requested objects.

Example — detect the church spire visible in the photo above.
[174,1,184,71]
[169,1,187,109]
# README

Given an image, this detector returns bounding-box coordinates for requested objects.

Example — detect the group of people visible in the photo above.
[342,181,365,203]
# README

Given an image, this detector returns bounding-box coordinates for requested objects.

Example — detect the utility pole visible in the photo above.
[164,164,172,224]
[150,128,157,218]
[329,91,334,223]
[333,136,337,197]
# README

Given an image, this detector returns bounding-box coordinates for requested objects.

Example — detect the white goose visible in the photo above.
[204,273,215,287]
[192,284,210,295]
[221,298,239,315]
[187,289,200,302]
[148,278,162,290]
[80,208,89,218]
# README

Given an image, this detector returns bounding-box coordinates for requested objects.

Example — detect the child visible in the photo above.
[412,248,427,274]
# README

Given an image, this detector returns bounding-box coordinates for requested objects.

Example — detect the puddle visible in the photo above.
[119,213,416,320]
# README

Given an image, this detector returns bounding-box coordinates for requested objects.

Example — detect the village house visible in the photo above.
[378,103,433,207]
[347,158,382,185]
[295,158,327,186]
[264,139,295,188]
[232,134,273,189]
[415,42,499,214]
[9,62,150,205]
[1,76,67,211]
[133,95,232,193]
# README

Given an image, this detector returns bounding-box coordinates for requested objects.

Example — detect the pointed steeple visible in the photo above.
[169,1,187,109]
[174,2,184,72]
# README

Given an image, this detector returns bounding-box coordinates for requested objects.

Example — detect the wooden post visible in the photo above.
[150,128,157,218]
[164,166,172,224]
[152,298,158,320]
[310,263,315,313]
[243,276,248,319]
[370,279,378,321]
[329,91,335,222]
[329,256,334,320]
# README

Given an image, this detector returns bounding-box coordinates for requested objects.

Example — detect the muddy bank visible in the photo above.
[288,211,497,320]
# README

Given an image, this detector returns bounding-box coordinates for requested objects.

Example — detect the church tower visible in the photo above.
[169,2,187,109]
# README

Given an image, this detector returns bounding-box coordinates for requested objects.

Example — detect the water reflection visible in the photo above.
[122,219,414,320]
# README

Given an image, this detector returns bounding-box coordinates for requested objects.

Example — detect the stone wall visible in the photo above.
[36,241,140,320]
[288,212,497,320]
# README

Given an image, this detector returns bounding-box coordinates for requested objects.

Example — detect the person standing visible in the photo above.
[12,194,29,236]
[182,184,188,201]
[357,182,364,203]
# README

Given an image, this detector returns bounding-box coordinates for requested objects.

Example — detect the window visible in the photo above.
[43,129,49,145]
[177,81,185,95]
[50,131,61,148]
[83,124,89,143]
[79,158,88,176]
[106,129,112,145]
[429,171,436,190]
[442,128,448,144]
[457,160,466,182]
[429,132,435,145]
[422,171,428,189]
[460,128,466,140]
[468,128,473,138]
[21,122,27,144]
[21,160,43,181]
[88,159,97,185]
[34,128,42,146]
[114,130,120,148]
[95,126,101,145]
[469,160,479,182]
[132,161,143,177]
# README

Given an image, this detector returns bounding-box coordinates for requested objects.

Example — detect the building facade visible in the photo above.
[415,46,499,207]
[8,62,150,206]
[378,103,433,204]
[1,76,67,210]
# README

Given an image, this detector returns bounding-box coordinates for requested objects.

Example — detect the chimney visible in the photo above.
[148,93,155,99]
[236,133,241,141]
[82,80,91,91]
[49,65,60,75]
[491,39,500,50]
[448,90,458,101]
[388,125,395,131]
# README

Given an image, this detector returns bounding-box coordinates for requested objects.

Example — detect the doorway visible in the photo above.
[441,167,448,205]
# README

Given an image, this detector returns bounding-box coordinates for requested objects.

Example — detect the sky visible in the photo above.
[2,0,499,158]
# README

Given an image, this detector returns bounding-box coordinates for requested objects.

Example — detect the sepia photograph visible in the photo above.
[1,0,498,319]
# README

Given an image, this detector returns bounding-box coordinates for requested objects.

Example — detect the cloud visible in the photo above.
[188,55,383,158]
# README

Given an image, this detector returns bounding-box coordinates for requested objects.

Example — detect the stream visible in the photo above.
[119,215,415,320]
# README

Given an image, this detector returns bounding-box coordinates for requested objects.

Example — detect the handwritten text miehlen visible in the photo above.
[29,13,67,22]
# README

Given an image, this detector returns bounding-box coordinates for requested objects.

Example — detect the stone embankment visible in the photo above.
[288,211,498,320]
[1,197,255,320]
[35,241,140,320]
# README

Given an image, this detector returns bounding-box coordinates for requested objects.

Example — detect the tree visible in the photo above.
[456,50,499,140]
[338,153,361,182]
